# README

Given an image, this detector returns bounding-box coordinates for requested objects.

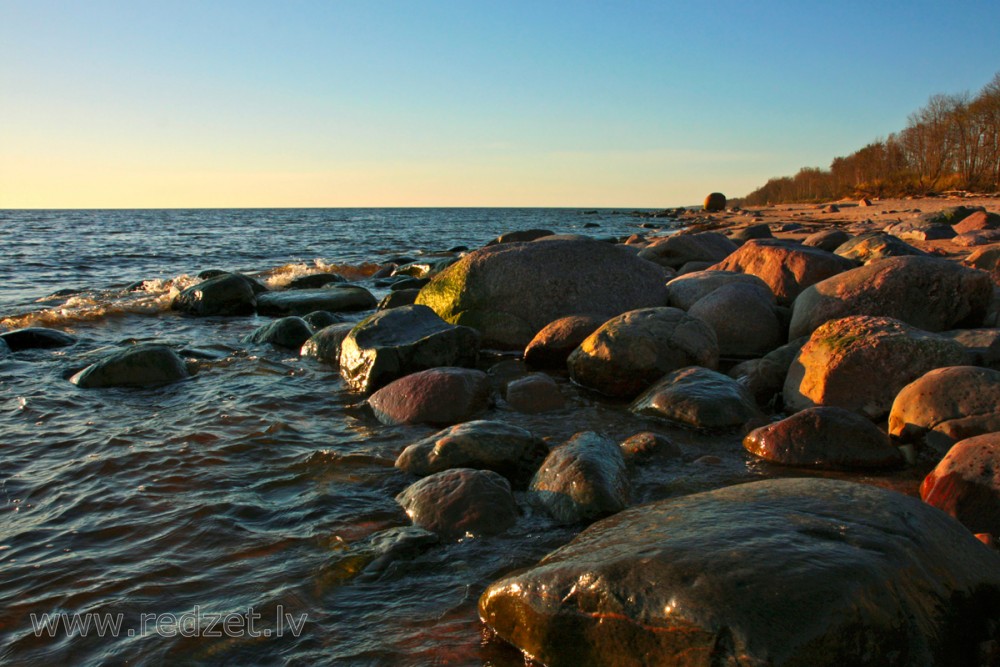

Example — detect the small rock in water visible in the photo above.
[256,285,376,316]
[285,273,345,290]
[504,373,566,413]
[300,323,355,365]
[619,431,682,461]
[631,366,761,430]
[0,327,77,351]
[367,367,490,425]
[395,468,518,539]
[377,289,420,310]
[529,431,629,524]
[242,316,314,349]
[70,344,190,388]
[171,273,258,317]
[302,310,342,329]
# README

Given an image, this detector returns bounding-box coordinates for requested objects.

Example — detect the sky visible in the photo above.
[2,0,999,208]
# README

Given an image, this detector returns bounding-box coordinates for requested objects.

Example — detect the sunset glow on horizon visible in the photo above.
[3,0,1000,209]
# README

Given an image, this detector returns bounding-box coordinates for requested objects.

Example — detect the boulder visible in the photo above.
[728,223,772,244]
[0,327,76,351]
[480,478,1000,667]
[834,232,925,262]
[395,420,547,485]
[888,366,1000,453]
[922,205,986,225]
[523,314,604,368]
[953,210,1000,235]
[637,232,737,269]
[529,432,629,524]
[567,307,719,398]
[256,285,376,316]
[395,468,517,539]
[504,373,566,413]
[940,328,1000,369]
[703,192,726,211]
[367,367,490,425]
[964,245,1000,285]
[687,282,782,356]
[377,289,421,310]
[0,338,8,358]
[415,239,668,349]
[299,323,355,365]
[710,239,856,306]
[664,270,772,310]
[339,305,480,393]
[727,337,804,406]
[789,255,993,340]
[921,433,1000,535]
[954,229,1000,247]
[631,366,761,430]
[882,220,956,241]
[744,406,902,469]
[70,344,190,388]
[242,316,313,349]
[171,273,258,316]
[285,273,344,290]
[784,316,967,418]
[802,228,851,252]
[302,310,342,329]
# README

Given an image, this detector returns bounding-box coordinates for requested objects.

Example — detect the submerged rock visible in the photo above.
[256,285,376,316]
[367,367,490,425]
[171,273,258,316]
[784,316,967,418]
[0,327,77,351]
[70,344,190,388]
[789,255,993,340]
[415,238,668,349]
[567,307,719,398]
[480,478,1000,667]
[744,406,902,469]
[504,373,566,413]
[888,365,1000,454]
[285,273,344,290]
[921,433,1000,535]
[529,431,629,524]
[395,420,547,485]
[630,366,761,430]
[242,316,314,349]
[618,431,682,461]
[395,468,517,539]
[339,305,480,393]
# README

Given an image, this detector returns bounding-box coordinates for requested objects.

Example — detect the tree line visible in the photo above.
[739,72,1000,206]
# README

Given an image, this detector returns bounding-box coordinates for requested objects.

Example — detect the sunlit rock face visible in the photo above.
[480,478,1000,667]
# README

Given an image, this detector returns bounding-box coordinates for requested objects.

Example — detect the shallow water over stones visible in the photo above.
[0,208,946,665]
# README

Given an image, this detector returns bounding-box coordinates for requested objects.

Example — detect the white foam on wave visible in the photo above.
[1,274,201,331]
[258,259,381,289]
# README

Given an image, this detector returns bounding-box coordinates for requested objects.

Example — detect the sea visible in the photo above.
[0,208,908,666]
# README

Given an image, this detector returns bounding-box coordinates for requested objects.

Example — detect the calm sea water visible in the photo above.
[0,209,916,666]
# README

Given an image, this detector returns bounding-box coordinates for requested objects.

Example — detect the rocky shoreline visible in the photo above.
[5,195,1000,665]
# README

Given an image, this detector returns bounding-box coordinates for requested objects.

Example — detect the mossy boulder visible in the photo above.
[415,239,668,349]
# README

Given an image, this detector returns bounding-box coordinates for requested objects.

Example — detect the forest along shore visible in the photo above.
[4,196,1000,665]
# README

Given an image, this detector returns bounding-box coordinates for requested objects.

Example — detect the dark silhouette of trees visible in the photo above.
[741,73,1000,205]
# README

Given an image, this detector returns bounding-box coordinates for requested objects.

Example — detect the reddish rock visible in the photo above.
[665,270,773,311]
[889,366,1000,453]
[802,228,851,252]
[744,406,902,469]
[523,314,604,368]
[784,316,967,418]
[709,239,855,306]
[631,366,761,430]
[619,431,682,461]
[367,367,490,425]
[637,232,737,269]
[790,256,993,340]
[953,210,1000,235]
[921,433,1000,536]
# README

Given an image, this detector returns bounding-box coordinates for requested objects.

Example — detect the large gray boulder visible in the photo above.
[567,307,719,398]
[529,432,629,524]
[70,344,190,388]
[789,256,993,340]
[631,366,761,430]
[256,285,376,316]
[395,420,547,486]
[784,316,967,418]
[480,478,1000,667]
[339,305,480,393]
[171,273,258,316]
[415,239,669,349]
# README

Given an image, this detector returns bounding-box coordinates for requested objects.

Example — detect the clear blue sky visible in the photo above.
[2,0,998,207]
